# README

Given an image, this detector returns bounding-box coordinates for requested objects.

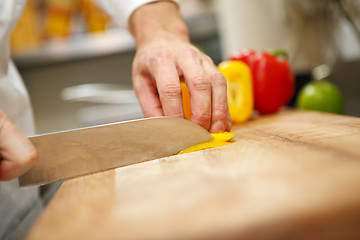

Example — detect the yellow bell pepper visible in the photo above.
[181,60,253,123]
[178,132,235,154]
[218,60,254,123]
[210,131,235,142]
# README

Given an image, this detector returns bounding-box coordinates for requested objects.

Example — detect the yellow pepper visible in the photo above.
[178,132,235,154]
[181,60,253,123]
[210,131,235,142]
[218,60,254,123]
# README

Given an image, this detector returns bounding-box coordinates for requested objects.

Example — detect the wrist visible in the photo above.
[129,1,190,48]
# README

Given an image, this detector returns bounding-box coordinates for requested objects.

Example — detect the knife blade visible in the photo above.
[19,117,212,187]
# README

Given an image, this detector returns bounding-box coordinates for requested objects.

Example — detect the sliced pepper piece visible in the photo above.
[211,131,235,142]
[178,132,235,154]
[179,141,232,154]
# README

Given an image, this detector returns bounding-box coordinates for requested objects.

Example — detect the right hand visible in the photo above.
[0,110,37,181]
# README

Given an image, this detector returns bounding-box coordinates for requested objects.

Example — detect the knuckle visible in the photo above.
[148,48,172,68]
[213,107,229,120]
[193,109,211,123]
[167,110,184,119]
[203,54,214,63]
[191,75,211,91]
[212,72,227,86]
[198,51,218,68]
[154,47,172,61]
[214,104,229,115]
[159,83,181,98]
[181,46,199,59]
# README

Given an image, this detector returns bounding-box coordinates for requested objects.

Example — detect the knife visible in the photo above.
[19,117,212,187]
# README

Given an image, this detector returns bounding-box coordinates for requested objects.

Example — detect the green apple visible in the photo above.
[296,79,344,114]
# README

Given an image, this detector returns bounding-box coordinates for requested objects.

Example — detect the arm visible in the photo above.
[0,110,37,181]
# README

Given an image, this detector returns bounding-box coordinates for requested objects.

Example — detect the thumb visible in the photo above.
[0,110,37,181]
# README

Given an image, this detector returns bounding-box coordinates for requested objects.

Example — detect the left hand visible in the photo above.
[132,37,231,132]
[130,2,231,133]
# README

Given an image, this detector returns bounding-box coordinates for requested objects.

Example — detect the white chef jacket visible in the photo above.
[0,1,40,239]
[95,0,179,28]
[0,0,177,239]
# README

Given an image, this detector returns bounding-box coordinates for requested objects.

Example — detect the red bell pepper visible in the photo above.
[229,49,295,114]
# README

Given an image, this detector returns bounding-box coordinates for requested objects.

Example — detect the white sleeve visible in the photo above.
[94,0,180,29]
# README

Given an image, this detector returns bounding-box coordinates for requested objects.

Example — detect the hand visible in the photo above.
[0,110,37,181]
[129,1,232,133]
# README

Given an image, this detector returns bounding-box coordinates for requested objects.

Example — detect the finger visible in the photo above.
[133,73,164,118]
[226,110,232,132]
[0,111,37,181]
[178,49,211,130]
[148,53,184,118]
[201,57,231,133]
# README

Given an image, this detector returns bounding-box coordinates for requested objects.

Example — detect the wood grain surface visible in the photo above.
[26,110,360,240]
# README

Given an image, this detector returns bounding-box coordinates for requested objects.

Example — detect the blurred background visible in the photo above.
[11,0,360,134]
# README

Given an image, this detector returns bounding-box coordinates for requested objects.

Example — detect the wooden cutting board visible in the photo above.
[26,110,360,240]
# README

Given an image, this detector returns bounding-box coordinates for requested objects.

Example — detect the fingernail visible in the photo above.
[210,121,225,133]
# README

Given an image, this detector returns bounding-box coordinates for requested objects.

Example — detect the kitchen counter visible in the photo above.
[25,109,360,240]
